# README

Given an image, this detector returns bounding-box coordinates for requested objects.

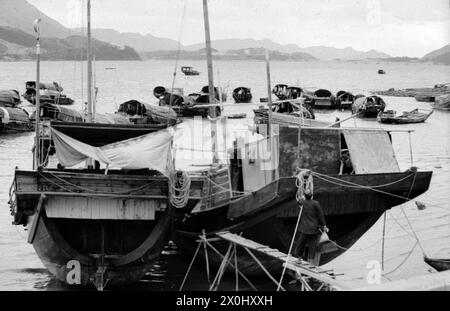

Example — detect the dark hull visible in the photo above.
[0,122,34,134]
[31,209,172,287]
[424,256,450,272]
[378,112,433,124]
[10,170,198,289]
[175,171,432,275]
[233,94,252,104]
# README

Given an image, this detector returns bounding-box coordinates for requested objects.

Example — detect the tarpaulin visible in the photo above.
[51,127,174,176]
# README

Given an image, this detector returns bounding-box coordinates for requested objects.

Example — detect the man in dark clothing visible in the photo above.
[294,192,328,263]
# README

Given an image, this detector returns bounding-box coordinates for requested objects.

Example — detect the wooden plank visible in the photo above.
[45,197,157,220]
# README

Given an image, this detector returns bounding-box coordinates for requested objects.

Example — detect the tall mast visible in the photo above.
[202,0,218,163]
[33,18,42,169]
[87,0,93,122]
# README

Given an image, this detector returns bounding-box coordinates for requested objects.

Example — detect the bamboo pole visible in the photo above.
[202,0,219,164]
[33,19,42,169]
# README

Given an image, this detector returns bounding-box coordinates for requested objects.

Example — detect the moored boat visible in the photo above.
[377,108,433,124]
[8,124,209,289]
[181,66,200,76]
[352,95,386,118]
[0,90,34,134]
[432,94,450,111]
[174,123,432,275]
[23,81,74,106]
[154,86,222,118]
[336,90,355,110]
[232,87,252,103]
[311,89,338,109]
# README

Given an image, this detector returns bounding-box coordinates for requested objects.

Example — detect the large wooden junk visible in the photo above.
[174,124,432,275]
[8,125,208,289]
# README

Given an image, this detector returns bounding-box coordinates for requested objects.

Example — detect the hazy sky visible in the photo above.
[27,0,450,57]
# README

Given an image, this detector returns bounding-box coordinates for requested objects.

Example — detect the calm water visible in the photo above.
[0,60,449,290]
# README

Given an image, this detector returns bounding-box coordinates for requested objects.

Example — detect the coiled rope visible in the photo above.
[169,171,191,209]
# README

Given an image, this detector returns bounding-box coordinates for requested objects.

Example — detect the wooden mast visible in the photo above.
[265,49,273,139]
[87,0,93,122]
[33,18,42,169]
[202,0,218,163]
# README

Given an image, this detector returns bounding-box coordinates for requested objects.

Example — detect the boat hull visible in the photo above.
[31,210,172,287]
[175,171,432,275]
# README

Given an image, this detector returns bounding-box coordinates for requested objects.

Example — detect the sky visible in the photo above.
[27,0,450,57]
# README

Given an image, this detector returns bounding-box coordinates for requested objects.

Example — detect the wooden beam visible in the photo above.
[27,194,46,244]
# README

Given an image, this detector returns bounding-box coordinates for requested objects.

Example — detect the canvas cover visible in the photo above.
[343,129,400,174]
[51,127,174,176]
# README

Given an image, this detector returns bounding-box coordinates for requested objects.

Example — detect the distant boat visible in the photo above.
[377,108,433,124]
[352,95,386,118]
[424,256,450,272]
[311,89,338,109]
[0,89,34,134]
[272,84,289,100]
[23,81,74,106]
[181,66,200,76]
[378,69,386,74]
[232,87,252,103]
[154,86,222,118]
[336,91,355,110]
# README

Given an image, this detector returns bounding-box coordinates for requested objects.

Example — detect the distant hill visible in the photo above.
[184,38,302,54]
[142,47,317,62]
[422,44,450,65]
[0,26,141,61]
[183,40,392,60]
[0,0,73,38]
[80,28,182,52]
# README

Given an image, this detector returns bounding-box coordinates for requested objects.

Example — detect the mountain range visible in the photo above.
[0,0,140,61]
[0,0,448,64]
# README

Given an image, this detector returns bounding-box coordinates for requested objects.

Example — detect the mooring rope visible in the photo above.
[276,169,309,291]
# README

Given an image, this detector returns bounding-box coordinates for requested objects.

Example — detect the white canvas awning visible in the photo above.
[51,127,174,176]
[342,129,400,174]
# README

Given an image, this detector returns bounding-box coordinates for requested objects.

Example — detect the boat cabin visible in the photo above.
[229,126,400,194]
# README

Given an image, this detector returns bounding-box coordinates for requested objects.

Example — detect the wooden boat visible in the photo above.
[154,86,222,118]
[0,90,21,107]
[0,90,33,134]
[378,69,386,74]
[9,167,206,289]
[174,125,432,275]
[0,106,34,134]
[311,89,338,109]
[352,95,386,118]
[432,95,450,111]
[336,91,355,110]
[23,81,74,106]
[272,84,289,100]
[181,66,200,76]
[232,87,252,103]
[377,109,433,124]
[424,256,450,272]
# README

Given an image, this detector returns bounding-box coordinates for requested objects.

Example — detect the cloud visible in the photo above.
[27,0,450,56]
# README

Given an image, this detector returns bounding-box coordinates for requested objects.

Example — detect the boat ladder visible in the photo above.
[215,231,347,291]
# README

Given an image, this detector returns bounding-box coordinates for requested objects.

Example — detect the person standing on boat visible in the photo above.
[294,190,328,263]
